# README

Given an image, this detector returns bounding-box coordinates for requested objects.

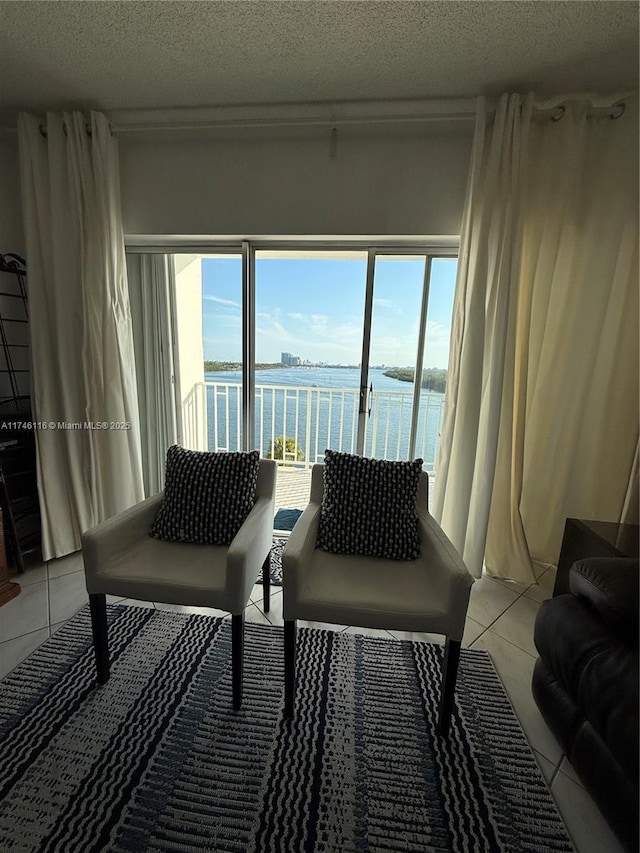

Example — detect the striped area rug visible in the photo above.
[259,537,286,586]
[0,605,574,853]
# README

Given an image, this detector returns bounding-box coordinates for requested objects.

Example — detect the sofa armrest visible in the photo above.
[570,558,639,644]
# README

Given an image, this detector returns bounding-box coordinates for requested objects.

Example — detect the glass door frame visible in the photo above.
[125,237,458,460]
[357,247,456,461]
[355,249,375,454]
[242,240,255,452]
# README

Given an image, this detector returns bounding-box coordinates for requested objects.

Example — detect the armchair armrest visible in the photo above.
[226,494,275,607]
[82,494,164,586]
[282,502,321,616]
[570,558,639,643]
[418,510,473,586]
[418,510,474,637]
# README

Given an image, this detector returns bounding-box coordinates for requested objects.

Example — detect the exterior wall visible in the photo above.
[174,255,206,450]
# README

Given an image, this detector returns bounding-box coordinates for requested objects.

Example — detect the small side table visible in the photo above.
[553,518,640,597]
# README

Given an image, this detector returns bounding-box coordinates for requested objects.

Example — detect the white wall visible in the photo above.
[2,123,473,246]
[0,136,24,255]
[119,123,473,238]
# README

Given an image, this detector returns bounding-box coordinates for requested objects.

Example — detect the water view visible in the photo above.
[203,366,445,470]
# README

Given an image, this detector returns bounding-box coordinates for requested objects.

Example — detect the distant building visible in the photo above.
[281,351,301,366]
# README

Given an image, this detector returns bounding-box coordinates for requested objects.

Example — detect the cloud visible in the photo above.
[373,298,403,316]
[256,317,297,346]
[422,321,452,368]
[310,314,329,328]
[203,312,241,326]
[217,303,451,368]
[219,315,242,329]
[255,309,364,362]
[203,295,240,309]
[425,319,451,341]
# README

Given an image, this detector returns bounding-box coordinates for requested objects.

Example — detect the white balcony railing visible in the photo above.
[182,381,445,472]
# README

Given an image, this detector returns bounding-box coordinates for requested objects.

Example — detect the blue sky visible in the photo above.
[201,254,457,368]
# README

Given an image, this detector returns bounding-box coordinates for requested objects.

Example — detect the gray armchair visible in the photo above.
[82,457,277,710]
[282,463,473,734]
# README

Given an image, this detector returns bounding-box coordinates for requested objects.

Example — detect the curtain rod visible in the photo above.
[535,102,625,122]
[39,124,93,138]
[110,99,625,133]
[34,98,626,137]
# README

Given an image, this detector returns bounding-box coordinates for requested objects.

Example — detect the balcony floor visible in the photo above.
[274,467,312,515]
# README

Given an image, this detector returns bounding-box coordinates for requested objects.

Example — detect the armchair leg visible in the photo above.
[232,613,244,711]
[438,638,461,736]
[262,553,271,613]
[284,619,296,718]
[89,593,110,684]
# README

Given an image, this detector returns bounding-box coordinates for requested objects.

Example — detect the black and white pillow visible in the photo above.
[316,449,423,560]
[150,446,260,545]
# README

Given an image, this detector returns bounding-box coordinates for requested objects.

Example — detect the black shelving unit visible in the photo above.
[0,253,41,570]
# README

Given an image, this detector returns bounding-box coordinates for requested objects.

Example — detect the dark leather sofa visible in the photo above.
[532,557,639,853]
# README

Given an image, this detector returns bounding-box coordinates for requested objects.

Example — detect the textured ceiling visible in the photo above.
[0,1,637,124]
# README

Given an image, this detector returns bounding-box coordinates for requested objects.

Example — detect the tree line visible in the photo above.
[383,367,447,393]
[204,361,284,372]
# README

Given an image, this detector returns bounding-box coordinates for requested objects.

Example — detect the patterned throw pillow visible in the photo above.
[150,446,260,545]
[316,449,423,560]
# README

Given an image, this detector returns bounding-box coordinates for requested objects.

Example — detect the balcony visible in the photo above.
[183,381,443,509]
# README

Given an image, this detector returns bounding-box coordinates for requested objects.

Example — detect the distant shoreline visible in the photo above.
[204,361,282,372]
[205,361,378,372]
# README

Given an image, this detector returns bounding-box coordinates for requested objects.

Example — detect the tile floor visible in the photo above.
[0,479,626,853]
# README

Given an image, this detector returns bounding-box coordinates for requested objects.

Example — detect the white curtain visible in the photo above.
[620,440,639,527]
[127,253,177,496]
[434,94,639,582]
[433,94,533,579]
[18,111,145,560]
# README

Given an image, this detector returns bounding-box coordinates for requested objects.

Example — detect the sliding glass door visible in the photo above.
[362,254,428,462]
[250,246,456,469]
[414,258,457,470]
[253,249,369,466]
[361,253,457,469]
[128,242,457,480]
